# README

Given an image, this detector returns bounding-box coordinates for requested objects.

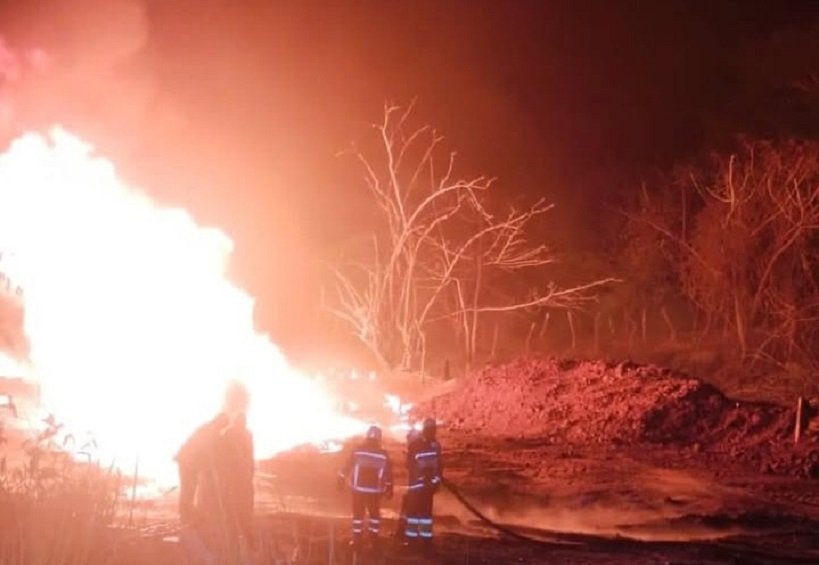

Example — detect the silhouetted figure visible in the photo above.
[337,425,393,548]
[176,381,255,563]
[175,412,229,526]
[404,418,442,545]
[214,412,255,546]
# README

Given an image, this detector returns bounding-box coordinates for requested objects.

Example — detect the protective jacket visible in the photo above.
[339,442,393,494]
[406,437,442,492]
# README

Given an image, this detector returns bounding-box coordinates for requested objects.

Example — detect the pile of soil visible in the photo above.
[416,358,819,477]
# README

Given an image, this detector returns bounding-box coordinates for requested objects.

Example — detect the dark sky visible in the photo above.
[0,0,817,352]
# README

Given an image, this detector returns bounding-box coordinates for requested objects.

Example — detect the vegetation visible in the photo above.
[622,140,819,372]
[328,105,819,386]
[328,103,615,372]
[324,21,819,390]
[0,419,120,564]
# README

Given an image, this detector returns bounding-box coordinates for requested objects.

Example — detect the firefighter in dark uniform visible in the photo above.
[404,417,442,544]
[396,428,420,538]
[337,425,394,546]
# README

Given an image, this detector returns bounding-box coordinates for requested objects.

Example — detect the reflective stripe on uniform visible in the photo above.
[352,486,384,493]
[357,451,387,460]
[352,450,388,491]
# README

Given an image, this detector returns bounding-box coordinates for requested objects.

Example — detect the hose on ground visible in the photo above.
[441,477,572,548]
[442,478,819,563]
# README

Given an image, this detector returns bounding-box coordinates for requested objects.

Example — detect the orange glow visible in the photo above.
[0,127,367,481]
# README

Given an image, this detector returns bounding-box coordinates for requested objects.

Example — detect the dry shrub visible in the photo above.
[0,419,122,565]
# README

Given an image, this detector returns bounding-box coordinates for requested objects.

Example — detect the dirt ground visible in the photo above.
[8,358,819,563]
[243,358,819,563]
[244,429,819,564]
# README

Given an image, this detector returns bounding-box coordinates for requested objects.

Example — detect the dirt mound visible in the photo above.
[416,358,818,477]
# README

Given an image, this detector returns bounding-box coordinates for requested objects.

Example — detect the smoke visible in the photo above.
[0,0,159,360]
[0,0,157,146]
[0,37,47,129]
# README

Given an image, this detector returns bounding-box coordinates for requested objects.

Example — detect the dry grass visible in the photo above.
[0,419,360,565]
[0,419,122,565]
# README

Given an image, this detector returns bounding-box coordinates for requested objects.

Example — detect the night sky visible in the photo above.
[0,0,817,352]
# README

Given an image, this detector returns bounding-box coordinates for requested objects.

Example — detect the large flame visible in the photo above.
[0,127,366,480]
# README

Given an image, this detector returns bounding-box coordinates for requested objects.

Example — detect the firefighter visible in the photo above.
[337,425,393,547]
[396,428,420,539]
[175,411,229,526]
[404,417,442,544]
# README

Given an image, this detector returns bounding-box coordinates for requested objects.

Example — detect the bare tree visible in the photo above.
[625,139,819,369]
[328,104,615,371]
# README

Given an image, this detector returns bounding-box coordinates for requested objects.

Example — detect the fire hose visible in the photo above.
[439,479,819,563]
[439,477,573,548]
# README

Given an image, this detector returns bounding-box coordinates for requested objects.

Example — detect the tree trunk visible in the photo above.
[593,312,601,353]
[539,311,550,338]
[567,310,577,350]
[641,307,647,344]
[525,321,536,355]
[624,309,636,350]
[661,305,677,344]
[365,339,392,374]
[418,330,427,383]
[697,310,713,343]
[455,280,471,368]
[734,292,747,359]
[490,322,499,359]
[469,252,484,366]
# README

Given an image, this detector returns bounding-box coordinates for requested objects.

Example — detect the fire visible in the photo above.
[0,127,367,481]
